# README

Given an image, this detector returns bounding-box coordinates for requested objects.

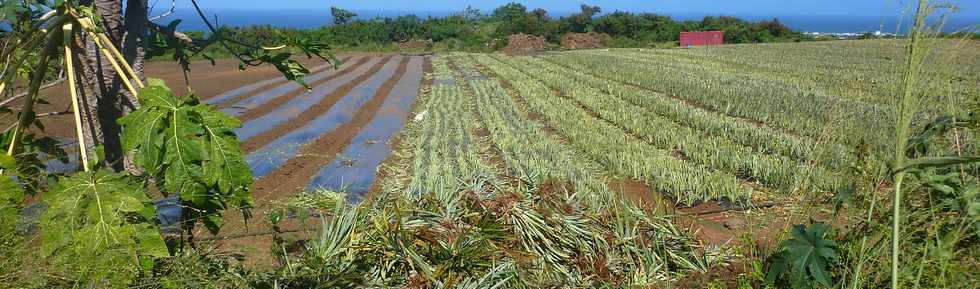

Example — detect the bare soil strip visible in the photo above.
[220,56,362,114]
[251,56,412,201]
[241,56,393,152]
[211,57,349,107]
[365,56,433,198]
[304,57,425,196]
[204,59,338,106]
[233,57,386,142]
[237,57,371,123]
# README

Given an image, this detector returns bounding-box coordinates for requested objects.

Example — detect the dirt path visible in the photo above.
[241,56,394,152]
[252,56,411,201]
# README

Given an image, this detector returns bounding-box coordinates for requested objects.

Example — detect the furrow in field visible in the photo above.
[458,55,669,210]
[591,49,891,104]
[583,50,891,113]
[445,58,511,174]
[499,55,844,193]
[390,56,496,197]
[369,57,434,197]
[249,56,412,200]
[238,56,391,149]
[528,56,852,169]
[545,52,894,151]
[245,56,402,176]
[305,56,425,199]
[539,55,789,133]
[472,54,753,205]
[234,56,372,122]
[221,58,377,121]
[206,57,347,106]
[451,55,612,198]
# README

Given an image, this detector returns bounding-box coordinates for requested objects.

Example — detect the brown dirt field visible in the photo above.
[608,178,674,213]
[4,57,329,139]
[240,56,393,152]
[251,56,410,200]
[207,57,411,268]
[215,56,353,110]
[365,57,433,199]
[236,56,370,123]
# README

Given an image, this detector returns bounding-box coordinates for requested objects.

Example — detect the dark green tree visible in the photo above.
[564,4,601,33]
[331,6,357,26]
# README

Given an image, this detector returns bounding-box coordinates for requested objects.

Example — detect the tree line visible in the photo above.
[181,3,811,54]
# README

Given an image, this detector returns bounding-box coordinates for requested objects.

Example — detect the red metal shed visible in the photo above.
[680,31,724,47]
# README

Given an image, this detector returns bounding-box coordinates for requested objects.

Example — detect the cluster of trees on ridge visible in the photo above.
[182,3,809,53]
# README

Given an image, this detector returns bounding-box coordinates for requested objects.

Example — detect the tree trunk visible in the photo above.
[75,0,146,173]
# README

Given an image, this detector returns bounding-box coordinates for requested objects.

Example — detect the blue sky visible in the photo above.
[170,0,980,18]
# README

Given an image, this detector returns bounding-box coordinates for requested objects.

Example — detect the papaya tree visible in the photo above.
[0,1,336,283]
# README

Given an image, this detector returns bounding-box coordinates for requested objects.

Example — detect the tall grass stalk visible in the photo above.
[892,1,932,287]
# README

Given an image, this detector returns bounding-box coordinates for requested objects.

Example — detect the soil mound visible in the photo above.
[502,33,548,55]
[561,32,610,50]
[397,39,433,51]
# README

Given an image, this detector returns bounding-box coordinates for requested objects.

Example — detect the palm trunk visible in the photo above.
[75,0,146,173]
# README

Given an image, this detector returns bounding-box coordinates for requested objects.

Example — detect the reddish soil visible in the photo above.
[240,56,393,152]
[608,178,672,213]
[561,32,611,50]
[366,57,433,199]
[216,56,353,110]
[250,56,410,201]
[4,57,329,139]
[503,33,548,55]
[207,56,411,268]
[236,56,370,123]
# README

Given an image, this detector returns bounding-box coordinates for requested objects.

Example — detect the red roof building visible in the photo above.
[680,31,724,47]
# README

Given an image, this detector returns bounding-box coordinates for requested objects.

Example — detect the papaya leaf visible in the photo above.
[40,170,164,285]
[120,78,253,235]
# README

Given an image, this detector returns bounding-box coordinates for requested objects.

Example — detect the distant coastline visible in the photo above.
[160,9,978,34]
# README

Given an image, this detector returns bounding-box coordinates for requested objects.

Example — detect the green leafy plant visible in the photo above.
[40,170,169,287]
[767,223,838,289]
[119,78,254,234]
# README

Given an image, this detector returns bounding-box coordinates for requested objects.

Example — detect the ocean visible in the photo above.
[161,9,977,34]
